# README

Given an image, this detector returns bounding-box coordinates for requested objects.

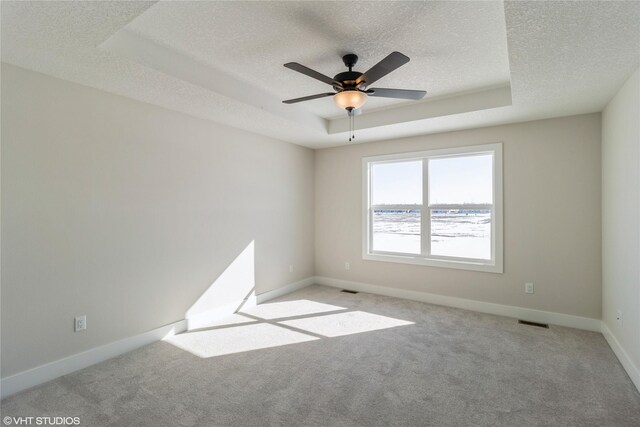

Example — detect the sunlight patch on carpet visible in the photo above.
[279,311,414,337]
[165,323,318,358]
[241,299,346,320]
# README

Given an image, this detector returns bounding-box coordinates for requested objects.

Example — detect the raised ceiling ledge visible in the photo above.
[328,85,512,134]
[101,28,512,138]
[100,28,329,135]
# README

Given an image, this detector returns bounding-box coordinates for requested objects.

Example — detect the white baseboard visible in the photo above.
[256,276,315,304]
[187,296,258,330]
[186,277,315,330]
[0,277,315,400]
[314,276,602,332]
[601,322,640,392]
[0,319,187,400]
[3,276,614,400]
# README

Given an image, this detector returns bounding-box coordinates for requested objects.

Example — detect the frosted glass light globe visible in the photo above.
[333,90,368,110]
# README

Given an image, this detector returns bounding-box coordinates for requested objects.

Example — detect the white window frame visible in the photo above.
[362,143,503,273]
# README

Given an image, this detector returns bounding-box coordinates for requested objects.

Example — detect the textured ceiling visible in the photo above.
[1,1,639,148]
[505,0,640,114]
[125,0,511,119]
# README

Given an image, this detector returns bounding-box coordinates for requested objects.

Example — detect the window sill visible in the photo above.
[362,252,503,274]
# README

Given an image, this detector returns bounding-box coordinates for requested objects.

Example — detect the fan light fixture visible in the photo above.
[282,52,426,142]
[333,90,368,110]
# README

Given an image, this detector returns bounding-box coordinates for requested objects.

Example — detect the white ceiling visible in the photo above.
[124,0,511,119]
[1,1,639,148]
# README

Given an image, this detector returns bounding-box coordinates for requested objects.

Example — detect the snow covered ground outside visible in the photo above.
[372,210,491,260]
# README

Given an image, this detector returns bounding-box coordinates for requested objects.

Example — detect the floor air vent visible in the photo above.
[518,319,549,329]
[340,289,359,294]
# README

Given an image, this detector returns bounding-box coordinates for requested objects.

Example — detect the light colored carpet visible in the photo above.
[2,285,639,426]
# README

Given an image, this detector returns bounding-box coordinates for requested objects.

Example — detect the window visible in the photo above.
[362,143,503,273]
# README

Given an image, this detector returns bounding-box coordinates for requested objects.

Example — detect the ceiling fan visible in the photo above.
[282,52,426,141]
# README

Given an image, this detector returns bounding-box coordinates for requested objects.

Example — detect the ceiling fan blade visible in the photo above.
[284,62,339,86]
[367,88,426,100]
[282,92,335,104]
[356,52,410,87]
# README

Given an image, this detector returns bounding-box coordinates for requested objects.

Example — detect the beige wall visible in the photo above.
[602,68,640,368]
[0,62,612,380]
[316,114,602,319]
[0,64,315,377]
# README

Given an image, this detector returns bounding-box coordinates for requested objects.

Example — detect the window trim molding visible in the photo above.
[362,143,503,274]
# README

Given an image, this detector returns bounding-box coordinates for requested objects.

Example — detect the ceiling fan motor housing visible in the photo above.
[333,71,365,91]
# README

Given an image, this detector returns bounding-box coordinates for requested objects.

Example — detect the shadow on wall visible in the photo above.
[185,240,257,331]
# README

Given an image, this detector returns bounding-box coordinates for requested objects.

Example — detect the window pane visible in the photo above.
[431,209,491,259]
[428,155,493,205]
[372,209,420,254]
[371,161,422,205]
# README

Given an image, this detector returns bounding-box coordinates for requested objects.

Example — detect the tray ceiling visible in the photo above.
[1,1,639,148]
[123,0,511,119]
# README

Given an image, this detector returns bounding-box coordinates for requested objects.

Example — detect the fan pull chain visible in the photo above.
[347,109,356,142]
[352,113,355,141]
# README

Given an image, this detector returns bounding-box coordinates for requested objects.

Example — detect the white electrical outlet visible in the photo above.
[289,264,294,273]
[75,315,86,332]
[345,262,351,270]
[525,282,534,294]
[616,309,623,326]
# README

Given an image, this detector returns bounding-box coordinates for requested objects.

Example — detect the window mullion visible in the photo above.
[422,158,430,257]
